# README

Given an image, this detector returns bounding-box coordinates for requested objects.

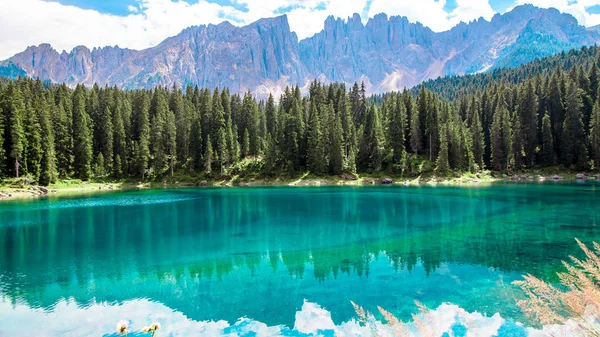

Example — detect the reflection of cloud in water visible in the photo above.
[0,298,574,336]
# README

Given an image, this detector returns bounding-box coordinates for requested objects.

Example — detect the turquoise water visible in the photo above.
[0,183,599,336]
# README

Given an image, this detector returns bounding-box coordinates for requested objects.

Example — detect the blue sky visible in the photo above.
[2,0,600,61]
[49,0,517,17]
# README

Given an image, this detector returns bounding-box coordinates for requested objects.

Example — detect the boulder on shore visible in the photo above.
[552,175,564,180]
[340,173,357,181]
[198,181,208,187]
[381,178,393,185]
[576,173,586,180]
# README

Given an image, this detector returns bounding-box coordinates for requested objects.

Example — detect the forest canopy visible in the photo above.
[1,45,600,186]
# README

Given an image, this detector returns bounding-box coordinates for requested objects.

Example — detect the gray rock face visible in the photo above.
[2,5,599,94]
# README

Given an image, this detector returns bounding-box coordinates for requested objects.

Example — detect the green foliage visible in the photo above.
[1,45,600,184]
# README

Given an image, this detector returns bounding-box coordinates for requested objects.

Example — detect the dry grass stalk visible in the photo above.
[513,239,600,336]
[351,301,434,337]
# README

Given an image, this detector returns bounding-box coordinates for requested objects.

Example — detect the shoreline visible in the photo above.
[1,170,598,202]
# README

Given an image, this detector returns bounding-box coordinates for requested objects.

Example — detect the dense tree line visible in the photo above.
[417,45,600,101]
[1,47,600,185]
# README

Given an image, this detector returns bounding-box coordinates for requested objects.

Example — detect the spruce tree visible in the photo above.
[266,93,277,136]
[471,106,484,170]
[242,127,250,158]
[388,95,406,171]
[225,114,237,166]
[171,85,190,169]
[0,102,4,177]
[190,113,203,172]
[329,106,345,175]
[150,90,169,175]
[25,101,42,180]
[437,125,450,174]
[72,86,93,180]
[511,112,524,169]
[541,111,556,166]
[518,80,538,167]
[38,95,57,185]
[113,101,127,177]
[409,101,423,155]
[562,83,587,167]
[307,103,326,174]
[132,92,151,179]
[53,86,73,177]
[547,72,564,156]
[97,106,114,174]
[204,135,213,174]
[590,102,600,168]
[358,103,383,172]
[211,88,227,174]
[491,104,511,171]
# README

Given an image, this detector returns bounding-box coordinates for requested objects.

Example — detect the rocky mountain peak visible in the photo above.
[1,5,598,95]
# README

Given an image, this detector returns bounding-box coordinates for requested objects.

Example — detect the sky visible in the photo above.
[1,0,600,60]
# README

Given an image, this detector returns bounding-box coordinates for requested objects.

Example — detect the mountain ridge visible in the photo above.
[1,4,599,95]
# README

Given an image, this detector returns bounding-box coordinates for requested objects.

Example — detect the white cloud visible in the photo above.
[368,0,495,32]
[0,0,241,60]
[511,0,600,27]
[0,0,598,61]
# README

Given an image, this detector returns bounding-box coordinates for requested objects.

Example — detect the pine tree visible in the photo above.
[242,127,250,158]
[24,100,42,180]
[1,84,26,178]
[471,106,484,170]
[437,125,450,174]
[112,100,127,177]
[225,114,237,166]
[190,113,203,172]
[211,88,228,174]
[307,103,326,174]
[511,112,524,169]
[204,135,213,174]
[72,86,93,180]
[38,95,57,185]
[547,72,564,156]
[388,95,406,171]
[0,102,4,177]
[132,92,151,179]
[264,133,278,175]
[409,100,423,155]
[518,80,538,167]
[562,83,587,167]
[590,102,600,168]
[540,111,556,166]
[242,92,260,157]
[329,106,345,175]
[150,90,169,175]
[266,93,277,136]
[171,85,190,169]
[53,86,73,177]
[491,104,511,171]
[358,103,383,172]
[97,106,114,174]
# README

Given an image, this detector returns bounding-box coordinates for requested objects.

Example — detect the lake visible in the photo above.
[0,183,599,336]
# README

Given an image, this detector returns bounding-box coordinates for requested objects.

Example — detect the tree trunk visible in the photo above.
[15,159,19,178]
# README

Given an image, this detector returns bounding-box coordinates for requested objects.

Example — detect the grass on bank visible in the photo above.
[0,155,598,200]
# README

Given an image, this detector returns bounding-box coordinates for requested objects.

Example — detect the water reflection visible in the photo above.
[0,184,598,328]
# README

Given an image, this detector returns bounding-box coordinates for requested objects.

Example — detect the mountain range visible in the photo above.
[1,4,599,95]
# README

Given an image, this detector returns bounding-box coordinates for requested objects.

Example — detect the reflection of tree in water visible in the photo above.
[0,185,598,319]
